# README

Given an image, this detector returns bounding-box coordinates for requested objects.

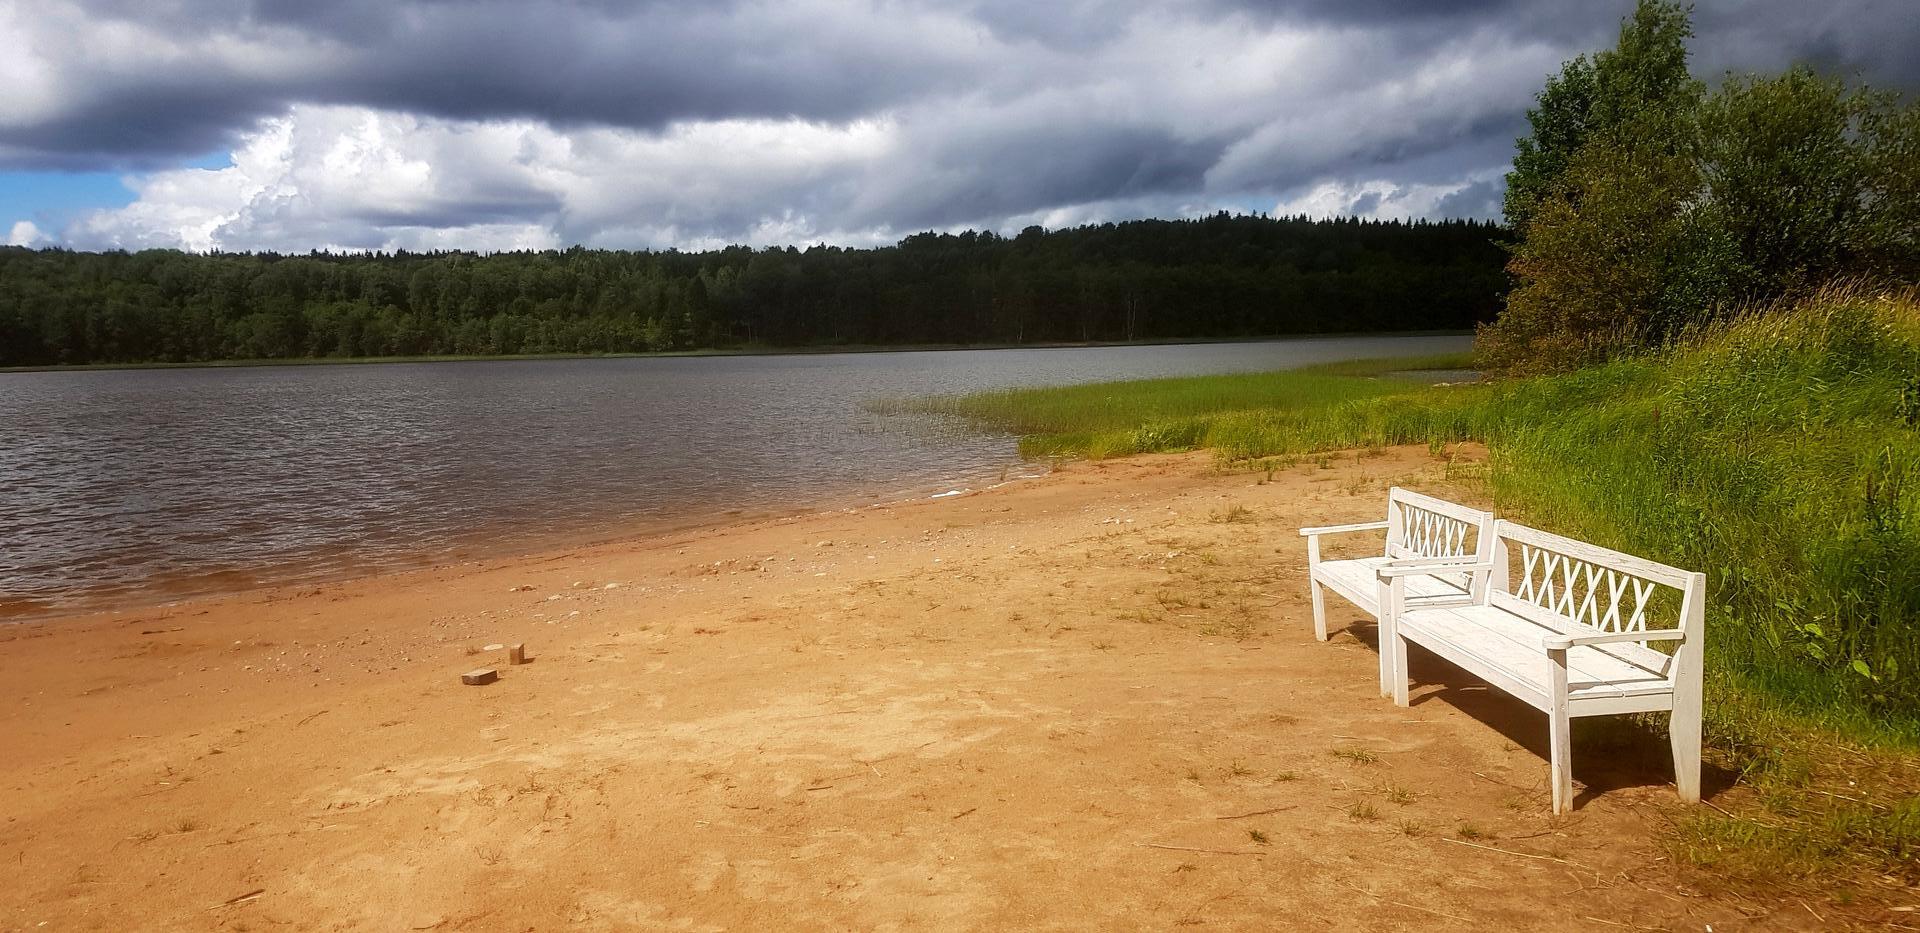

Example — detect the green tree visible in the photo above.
[1857,97,1920,278]
[1487,2,1707,372]
[1482,109,1711,374]
[1697,68,1872,300]
[1503,0,1700,232]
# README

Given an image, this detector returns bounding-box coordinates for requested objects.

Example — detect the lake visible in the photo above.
[0,334,1469,618]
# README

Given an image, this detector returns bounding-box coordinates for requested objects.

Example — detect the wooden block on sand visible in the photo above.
[462,668,499,686]
[508,644,528,665]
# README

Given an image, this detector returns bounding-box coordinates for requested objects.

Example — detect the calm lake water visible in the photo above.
[0,335,1469,618]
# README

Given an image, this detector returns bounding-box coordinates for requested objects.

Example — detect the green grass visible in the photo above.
[1670,690,1920,892]
[893,289,1920,896]
[875,351,1475,459]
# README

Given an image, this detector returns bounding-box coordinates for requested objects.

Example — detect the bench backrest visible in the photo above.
[1488,520,1706,676]
[1384,487,1496,595]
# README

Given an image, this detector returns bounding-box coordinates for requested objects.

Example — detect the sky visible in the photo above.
[1,0,1914,254]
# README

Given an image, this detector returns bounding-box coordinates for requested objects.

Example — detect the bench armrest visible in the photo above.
[1298,520,1388,537]
[1376,560,1495,579]
[1541,628,1688,650]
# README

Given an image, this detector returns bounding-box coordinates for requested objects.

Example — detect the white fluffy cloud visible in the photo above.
[7,219,47,245]
[1273,168,1508,221]
[66,105,907,251]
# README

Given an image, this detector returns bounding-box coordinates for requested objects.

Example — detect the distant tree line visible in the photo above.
[1483,0,1920,374]
[0,214,1506,366]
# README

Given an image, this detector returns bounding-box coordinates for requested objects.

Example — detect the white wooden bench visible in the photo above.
[1299,488,1496,695]
[1384,519,1705,813]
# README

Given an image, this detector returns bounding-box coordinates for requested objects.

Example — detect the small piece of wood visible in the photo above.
[1134,842,1267,856]
[208,888,265,910]
[508,644,528,665]
[1213,806,1296,820]
[1442,837,1576,865]
[461,668,498,686]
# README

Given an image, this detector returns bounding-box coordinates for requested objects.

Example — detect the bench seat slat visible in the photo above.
[1397,606,1676,711]
[1314,557,1472,616]
[1487,593,1674,674]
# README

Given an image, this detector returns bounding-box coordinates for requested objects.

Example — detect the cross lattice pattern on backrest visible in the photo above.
[1512,543,1662,634]
[1396,504,1472,560]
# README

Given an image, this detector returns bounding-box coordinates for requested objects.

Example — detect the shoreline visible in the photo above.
[0,443,1764,929]
[0,461,1049,626]
[0,329,1475,374]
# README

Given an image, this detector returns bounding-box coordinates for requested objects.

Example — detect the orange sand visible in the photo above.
[1,447,1813,930]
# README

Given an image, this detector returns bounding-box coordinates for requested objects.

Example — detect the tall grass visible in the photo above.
[1485,301,1920,736]
[896,293,1920,736]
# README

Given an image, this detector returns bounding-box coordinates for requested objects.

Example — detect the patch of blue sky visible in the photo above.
[0,171,134,231]
[0,150,231,232]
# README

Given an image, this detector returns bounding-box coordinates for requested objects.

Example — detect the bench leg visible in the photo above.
[1671,592,1705,804]
[1306,536,1329,641]
[1548,649,1573,814]
[1549,709,1573,814]
[1670,710,1702,804]
[1310,579,1329,641]
[1670,658,1703,803]
[1381,576,1403,700]
[1391,634,1410,707]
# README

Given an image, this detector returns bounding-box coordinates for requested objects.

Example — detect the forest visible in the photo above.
[0,214,1506,366]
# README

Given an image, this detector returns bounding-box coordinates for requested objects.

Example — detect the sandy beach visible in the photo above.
[1,447,1790,931]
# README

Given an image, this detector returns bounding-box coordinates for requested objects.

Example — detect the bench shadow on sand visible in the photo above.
[1346,623,1737,809]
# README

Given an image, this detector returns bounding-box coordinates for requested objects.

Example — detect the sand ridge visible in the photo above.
[1,447,1808,930]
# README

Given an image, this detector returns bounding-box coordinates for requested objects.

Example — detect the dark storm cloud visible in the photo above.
[1431,176,1504,219]
[2,0,986,169]
[8,0,1914,170]
[355,195,565,231]
[1214,0,1522,25]
[854,120,1228,231]
[959,0,1142,49]
[313,3,968,126]
[0,89,273,172]
[1690,1,1920,89]
[7,0,1917,250]
[1207,0,1601,46]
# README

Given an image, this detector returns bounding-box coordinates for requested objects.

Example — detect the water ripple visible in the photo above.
[0,336,1469,618]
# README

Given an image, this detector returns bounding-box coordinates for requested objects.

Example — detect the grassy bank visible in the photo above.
[894,290,1920,893]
